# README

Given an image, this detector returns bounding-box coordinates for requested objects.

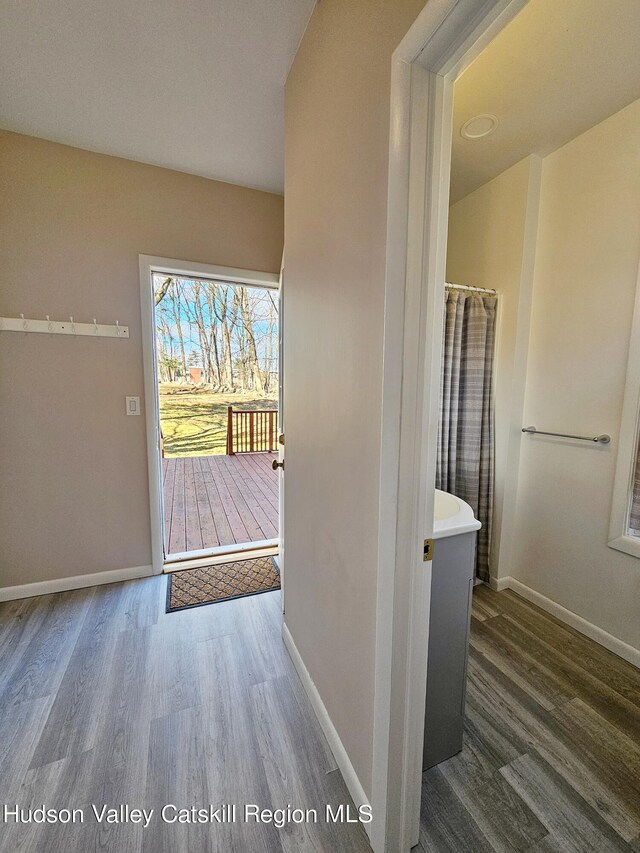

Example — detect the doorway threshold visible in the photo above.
[163,539,278,573]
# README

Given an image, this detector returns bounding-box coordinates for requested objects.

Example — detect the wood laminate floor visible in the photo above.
[0,579,638,852]
[0,579,368,853]
[419,585,640,852]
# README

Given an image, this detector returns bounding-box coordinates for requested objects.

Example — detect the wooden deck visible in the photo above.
[163,452,278,555]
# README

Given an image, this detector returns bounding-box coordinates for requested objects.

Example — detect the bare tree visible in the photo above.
[205,284,222,386]
[214,287,236,390]
[153,274,278,395]
[169,283,188,380]
[264,292,277,392]
[154,276,172,306]
[237,288,264,393]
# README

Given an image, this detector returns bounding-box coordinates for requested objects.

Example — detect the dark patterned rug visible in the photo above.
[166,555,280,613]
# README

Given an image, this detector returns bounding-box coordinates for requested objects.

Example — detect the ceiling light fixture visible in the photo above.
[460,114,499,139]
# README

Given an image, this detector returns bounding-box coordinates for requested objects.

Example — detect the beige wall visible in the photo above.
[510,100,640,650]
[0,131,283,589]
[447,156,540,582]
[284,0,424,798]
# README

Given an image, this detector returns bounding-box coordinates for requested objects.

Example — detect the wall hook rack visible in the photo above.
[0,315,130,339]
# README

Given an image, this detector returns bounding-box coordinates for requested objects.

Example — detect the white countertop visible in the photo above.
[433,489,481,539]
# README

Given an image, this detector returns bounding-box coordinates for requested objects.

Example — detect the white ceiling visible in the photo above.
[0,0,316,194]
[451,0,640,203]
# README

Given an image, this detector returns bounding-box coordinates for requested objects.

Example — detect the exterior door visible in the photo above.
[276,268,285,610]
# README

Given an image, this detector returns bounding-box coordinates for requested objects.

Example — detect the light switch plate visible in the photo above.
[126,396,141,416]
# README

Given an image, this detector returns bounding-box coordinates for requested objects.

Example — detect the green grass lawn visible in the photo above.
[159,384,278,458]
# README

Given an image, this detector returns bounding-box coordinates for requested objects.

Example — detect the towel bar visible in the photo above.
[522,426,610,444]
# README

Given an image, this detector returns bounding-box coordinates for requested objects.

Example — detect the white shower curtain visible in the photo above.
[436,289,496,581]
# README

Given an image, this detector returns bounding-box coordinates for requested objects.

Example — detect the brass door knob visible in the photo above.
[272,459,284,471]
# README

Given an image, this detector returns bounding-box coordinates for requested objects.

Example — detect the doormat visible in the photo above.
[166,555,280,613]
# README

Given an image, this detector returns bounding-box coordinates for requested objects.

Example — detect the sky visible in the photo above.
[152,275,279,368]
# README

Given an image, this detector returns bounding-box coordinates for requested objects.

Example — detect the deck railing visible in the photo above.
[226,406,278,454]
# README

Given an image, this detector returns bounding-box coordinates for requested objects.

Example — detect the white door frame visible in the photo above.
[139,254,280,575]
[371,1,531,850]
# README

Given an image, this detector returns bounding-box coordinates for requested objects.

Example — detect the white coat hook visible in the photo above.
[0,315,128,338]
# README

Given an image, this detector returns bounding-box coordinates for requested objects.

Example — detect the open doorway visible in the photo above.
[417,3,640,840]
[376,0,640,849]
[154,274,279,561]
[140,257,282,575]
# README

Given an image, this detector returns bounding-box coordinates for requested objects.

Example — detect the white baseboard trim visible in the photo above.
[282,622,371,837]
[0,565,154,602]
[499,576,640,669]
[489,575,510,592]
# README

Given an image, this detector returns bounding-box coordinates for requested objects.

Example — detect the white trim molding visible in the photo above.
[139,256,280,290]
[138,255,280,576]
[608,533,640,561]
[140,255,166,576]
[489,575,511,592]
[282,622,371,836]
[373,1,532,850]
[0,565,154,602]
[494,577,640,669]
